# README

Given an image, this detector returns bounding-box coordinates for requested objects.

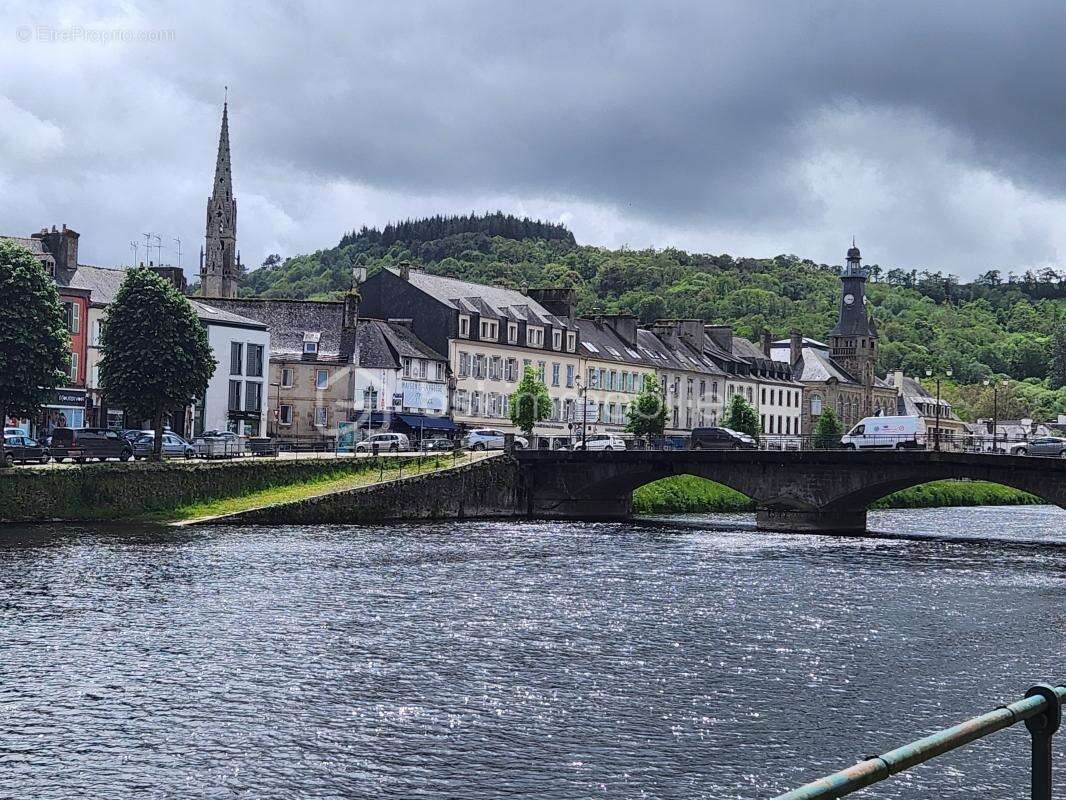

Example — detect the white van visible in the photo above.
[841,415,926,450]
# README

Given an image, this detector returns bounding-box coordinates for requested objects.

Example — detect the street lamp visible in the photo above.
[925,367,952,451]
[575,376,589,447]
[982,378,1009,453]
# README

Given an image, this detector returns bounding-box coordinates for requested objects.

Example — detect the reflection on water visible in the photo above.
[1,505,1064,798]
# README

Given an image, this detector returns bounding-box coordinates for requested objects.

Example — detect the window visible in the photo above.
[488,393,501,417]
[455,390,469,414]
[588,368,599,389]
[600,368,607,389]
[687,378,693,398]
[64,302,80,334]
[537,361,546,382]
[685,407,692,428]
[458,351,470,378]
[246,344,263,378]
[552,398,561,421]
[90,319,102,347]
[527,326,544,347]
[489,356,503,380]
[480,320,498,341]
[363,386,378,410]
[473,354,486,379]
[303,340,318,354]
[609,370,618,391]
[552,330,562,349]
[316,369,328,390]
[459,315,470,338]
[566,332,577,352]
[505,357,518,382]
[91,364,100,388]
[314,407,327,427]
[471,391,482,416]
[228,380,242,411]
[230,342,243,375]
[508,322,519,343]
[279,404,293,425]
[403,357,412,377]
[566,364,575,388]
[245,381,262,413]
[761,387,766,404]
[607,403,616,424]
[281,368,294,388]
[551,363,560,387]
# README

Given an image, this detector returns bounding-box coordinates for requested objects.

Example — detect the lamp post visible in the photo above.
[925,367,952,451]
[575,376,588,447]
[982,378,1009,453]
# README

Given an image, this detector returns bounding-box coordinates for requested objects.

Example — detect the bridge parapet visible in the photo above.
[514,450,1066,532]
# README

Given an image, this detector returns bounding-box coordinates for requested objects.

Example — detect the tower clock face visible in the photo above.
[843,293,855,305]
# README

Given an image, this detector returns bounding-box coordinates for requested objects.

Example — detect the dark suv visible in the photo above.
[49,428,134,463]
[689,426,757,450]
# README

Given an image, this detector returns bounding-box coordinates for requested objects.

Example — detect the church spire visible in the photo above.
[201,92,238,298]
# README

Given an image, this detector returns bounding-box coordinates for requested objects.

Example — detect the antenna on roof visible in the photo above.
[174,236,182,268]
[130,241,139,266]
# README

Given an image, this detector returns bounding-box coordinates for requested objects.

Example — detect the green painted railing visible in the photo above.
[774,684,1064,800]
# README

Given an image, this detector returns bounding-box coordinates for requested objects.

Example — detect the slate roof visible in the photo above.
[0,235,55,266]
[67,264,128,305]
[200,298,350,361]
[189,299,267,330]
[883,373,959,419]
[396,268,575,329]
[353,321,448,371]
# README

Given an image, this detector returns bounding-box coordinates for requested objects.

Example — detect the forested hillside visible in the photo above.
[241,213,1066,420]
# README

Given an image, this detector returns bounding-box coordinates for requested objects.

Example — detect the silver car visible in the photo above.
[355,433,411,453]
[461,428,529,451]
[133,432,196,459]
[1014,437,1066,458]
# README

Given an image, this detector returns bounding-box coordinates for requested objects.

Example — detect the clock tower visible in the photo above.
[828,241,878,414]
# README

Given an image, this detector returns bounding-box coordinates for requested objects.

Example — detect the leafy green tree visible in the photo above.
[1051,323,1066,390]
[813,408,844,449]
[509,365,550,440]
[721,393,760,441]
[0,241,69,466]
[626,376,667,437]
[100,268,216,460]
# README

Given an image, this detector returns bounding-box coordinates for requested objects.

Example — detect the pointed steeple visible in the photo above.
[201,92,238,298]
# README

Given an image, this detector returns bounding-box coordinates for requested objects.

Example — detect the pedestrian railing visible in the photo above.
[773,683,1064,800]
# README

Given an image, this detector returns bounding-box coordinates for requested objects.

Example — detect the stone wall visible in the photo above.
[0,458,411,522]
[209,456,522,525]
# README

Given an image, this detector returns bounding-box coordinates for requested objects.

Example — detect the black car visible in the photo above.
[689,426,758,450]
[3,434,51,466]
[49,427,134,463]
[418,436,456,452]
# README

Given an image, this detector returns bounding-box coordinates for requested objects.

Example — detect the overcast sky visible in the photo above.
[4,1,1066,279]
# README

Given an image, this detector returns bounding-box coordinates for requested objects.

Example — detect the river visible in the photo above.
[1,505,1064,799]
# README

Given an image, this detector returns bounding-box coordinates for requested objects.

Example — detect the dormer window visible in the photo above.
[552,329,562,350]
[480,319,498,341]
[508,322,519,344]
[459,315,470,338]
[303,331,321,354]
[526,326,544,347]
[566,332,577,352]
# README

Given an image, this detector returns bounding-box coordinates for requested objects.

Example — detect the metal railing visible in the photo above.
[774,684,1064,800]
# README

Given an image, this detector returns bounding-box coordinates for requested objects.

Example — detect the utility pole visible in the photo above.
[174,237,182,269]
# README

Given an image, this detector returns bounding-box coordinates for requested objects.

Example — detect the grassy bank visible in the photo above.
[632,476,1042,515]
[0,454,471,523]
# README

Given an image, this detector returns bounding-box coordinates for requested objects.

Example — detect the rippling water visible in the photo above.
[2,506,1065,799]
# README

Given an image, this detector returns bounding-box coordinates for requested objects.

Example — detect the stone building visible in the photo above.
[200,100,240,298]
[772,243,896,434]
[884,371,968,442]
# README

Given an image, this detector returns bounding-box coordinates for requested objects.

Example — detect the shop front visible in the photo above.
[39,388,87,438]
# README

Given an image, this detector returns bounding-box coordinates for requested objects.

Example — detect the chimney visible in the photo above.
[31,224,80,272]
[789,330,803,366]
[893,370,904,394]
[343,289,360,330]
[526,287,577,320]
[705,324,733,354]
[652,319,679,347]
[602,313,638,346]
[149,266,188,295]
[677,320,705,351]
[398,260,411,281]
[762,329,772,358]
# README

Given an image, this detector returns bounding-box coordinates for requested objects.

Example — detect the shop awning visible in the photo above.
[395,414,457,433]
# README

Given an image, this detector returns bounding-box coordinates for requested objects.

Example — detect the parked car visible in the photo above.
[418,436,456,452]
[841,415,927,450]
[132,432,196,459]
[3,434,50,465]
[689,427,757,450]
[48,427,134,462]
[461,428,529,451]
[194,430,246,458]
[1013,437,1066,458]
[4,427,29,437]
[568,433,627,451]
[355,432,411,453]
[122,427,172,442]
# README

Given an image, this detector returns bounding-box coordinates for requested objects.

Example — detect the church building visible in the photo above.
[200,98,241,298]
[773,243,896,435]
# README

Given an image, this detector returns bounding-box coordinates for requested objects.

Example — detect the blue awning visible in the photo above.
[395,414,457,432]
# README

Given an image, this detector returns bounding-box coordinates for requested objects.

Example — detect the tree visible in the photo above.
[813,408,844,449]
[509,365,550,440]
[1052,323,1066,390]
[99,268,216,459]
[626,376,667,437]
[0,241,69,467]
[721,393,760,441]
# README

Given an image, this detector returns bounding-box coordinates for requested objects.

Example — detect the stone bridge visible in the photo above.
[513,450,1066,532]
